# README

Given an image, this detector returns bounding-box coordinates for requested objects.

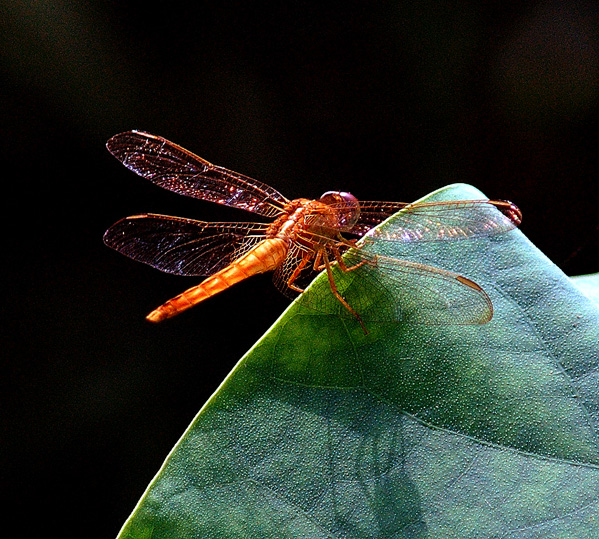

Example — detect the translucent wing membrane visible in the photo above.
[272,243,323,299]
[346,199,521,240]
[107,131,289,217]
[298,248,493,325]
[103,214,268,276]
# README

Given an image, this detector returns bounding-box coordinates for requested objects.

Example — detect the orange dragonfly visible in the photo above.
[104,131,522,332]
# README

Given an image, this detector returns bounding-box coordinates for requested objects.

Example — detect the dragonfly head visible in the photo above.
[319,191,361,229]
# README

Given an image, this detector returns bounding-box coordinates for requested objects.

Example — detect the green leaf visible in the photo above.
[117,184,599,539]
[572,273,599,307]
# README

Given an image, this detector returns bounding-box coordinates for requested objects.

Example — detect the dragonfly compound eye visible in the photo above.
[319,191,360,228]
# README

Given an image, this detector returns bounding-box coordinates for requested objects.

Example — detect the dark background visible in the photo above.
[2,1,598,537]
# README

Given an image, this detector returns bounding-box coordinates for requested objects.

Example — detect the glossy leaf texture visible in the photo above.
[116,184,599,539]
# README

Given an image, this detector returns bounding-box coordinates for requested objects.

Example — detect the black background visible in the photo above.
[2,1,598,537]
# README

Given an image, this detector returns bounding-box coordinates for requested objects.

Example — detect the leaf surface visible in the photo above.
[572,273,599,307]
[117,184,599,539]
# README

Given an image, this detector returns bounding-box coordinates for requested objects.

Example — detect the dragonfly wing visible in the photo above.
[107,131,289,217]
[344,201,411,235]
[104,214,268,276]
[299,249,493,325]
[348,200,521,240]
[272,243,318,299]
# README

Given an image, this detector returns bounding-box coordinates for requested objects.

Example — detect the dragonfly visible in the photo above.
[104,131,522,333]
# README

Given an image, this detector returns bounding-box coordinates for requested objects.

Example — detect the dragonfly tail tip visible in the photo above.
[146,310,164,323]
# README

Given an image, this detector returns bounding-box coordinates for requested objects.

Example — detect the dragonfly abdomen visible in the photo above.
[146,238,289,322]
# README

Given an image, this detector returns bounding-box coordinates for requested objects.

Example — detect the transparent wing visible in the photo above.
[298,248,493,325]
[103,213,268,276]
[107,131,289,217]
[346,199,521,240]
[272,243,318,299]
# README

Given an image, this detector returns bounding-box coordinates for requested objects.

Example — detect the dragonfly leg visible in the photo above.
[330,243,371,272]
[322,250,368,334]
[335,234,361,249]
[287,252,313,293]
[313,249,325,271]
